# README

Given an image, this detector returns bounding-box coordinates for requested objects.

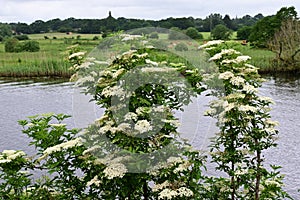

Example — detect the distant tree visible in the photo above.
[237,26,252,40]
[185,27,203,39]
[202,13,224,32]
[0,23,12,39]
[249,6,297,47]
[211,24,232,40]
[268,19,300,68]
[223,14,236,30]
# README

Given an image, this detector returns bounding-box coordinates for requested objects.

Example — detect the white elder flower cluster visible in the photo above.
[103,163,128,179]
[230,76,245,86]
[158,187,193,199]
[0,150,26,164]
[218,71,235,80]
[68,51,86,59]
[101,85,128,98]
[198,40,224,49]
[162,119,181,127]
[38,137,83,161]
[86,175,101,187]
[141,67,177,73]
[208,49,241,62]
[121,34,143,41]
[242,84,258,94]
[145,59,159,66]
[134,120,153,133]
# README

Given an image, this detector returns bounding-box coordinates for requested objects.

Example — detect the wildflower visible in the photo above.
[145,59,159,66]
[0,150,26,163]
[86,175,101,187]
[230,76,245,86]
[112,68,126,79]
[162,119,181,127]
[235,55,251,63]
[152,181,171,192]
[167,156,182,164]
[239,105,258,113]
[124,112,138,121]
[219,71,234,80]
[68,52,85,59]
[134,120,152,133]
[242,84,258,94]
[103,163,127,179]
[198,40,224,49]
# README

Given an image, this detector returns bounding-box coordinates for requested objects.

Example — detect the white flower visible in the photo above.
[158,189,178,199]
[265,180,282,187]
[141,67,177,73]
[265,119,279,126]
[258,96,275,104]
[218,71,234,80]
[145,59,159,66]
[230,76,245,86]
[221,59,237,65]
[39,138,83,161]
[173,161,191,173]
[198,40,224,49]
[112,68,126,79]
[152,181,171,192]
[101,85,127,97]
[162,119,181,127]
[134,120,152,133]
[68,52,85,59]
[121,34,142,41]
[208,53,222,61]
[239,105,258,113]
[226,93,246,100]
[0,150,26,163]
[103,163,127,179]
[176,187,193,197]
[117,123,131,131]
[86,175,101,187]
[235,55,251,63]
[124,112,138,121]
[242,84,258,94]
[167,156,182,164]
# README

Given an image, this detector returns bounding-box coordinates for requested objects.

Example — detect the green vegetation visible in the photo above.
[0,33,99,77]
[211,24,233,40]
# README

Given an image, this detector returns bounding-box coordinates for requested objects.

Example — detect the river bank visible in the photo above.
[0,33,299,77]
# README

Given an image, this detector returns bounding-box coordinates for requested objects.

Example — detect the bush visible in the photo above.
[22,40,40,52]
[4,38,40,52]
[211,24,233,40]
[148,32,159,39]
[237,26,252,40]
[175,42,188,51]
[93,36,99,40]
[4,38,19,52]
[168,27,189,40]
[185,27,203,39]
[14,34,29,40]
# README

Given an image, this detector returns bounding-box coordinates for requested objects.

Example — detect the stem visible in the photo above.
[255,139,261,200]
[143,180,149,200]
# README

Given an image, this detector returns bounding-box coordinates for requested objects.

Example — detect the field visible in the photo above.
[0,33,100,77]
[0,32,275,77]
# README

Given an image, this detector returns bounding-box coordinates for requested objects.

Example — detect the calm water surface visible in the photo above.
[0,75,299,198]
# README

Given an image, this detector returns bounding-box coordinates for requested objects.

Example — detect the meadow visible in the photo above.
[0,33,100,77]
[0,32,275,77]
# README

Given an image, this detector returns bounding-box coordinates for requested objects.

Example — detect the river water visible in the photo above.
[0,74,299,198]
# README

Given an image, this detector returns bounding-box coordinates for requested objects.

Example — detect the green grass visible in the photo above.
[0,33,100,77]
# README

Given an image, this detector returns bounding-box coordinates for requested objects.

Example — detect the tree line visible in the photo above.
[1,11,263,36]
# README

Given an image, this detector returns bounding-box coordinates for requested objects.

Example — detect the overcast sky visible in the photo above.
[0,0,299,24]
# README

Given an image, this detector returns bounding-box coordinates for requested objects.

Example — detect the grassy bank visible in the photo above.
[0,33,100,77]
[0,32,285,77]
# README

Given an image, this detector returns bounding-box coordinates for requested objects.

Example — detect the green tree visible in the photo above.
[185,27,203,39]
[237,26,252,40]
[22,40,40,52]
[249,6,298,47]
[168,27,189,40]
[211,24,232,40]
[0,23,12,40]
